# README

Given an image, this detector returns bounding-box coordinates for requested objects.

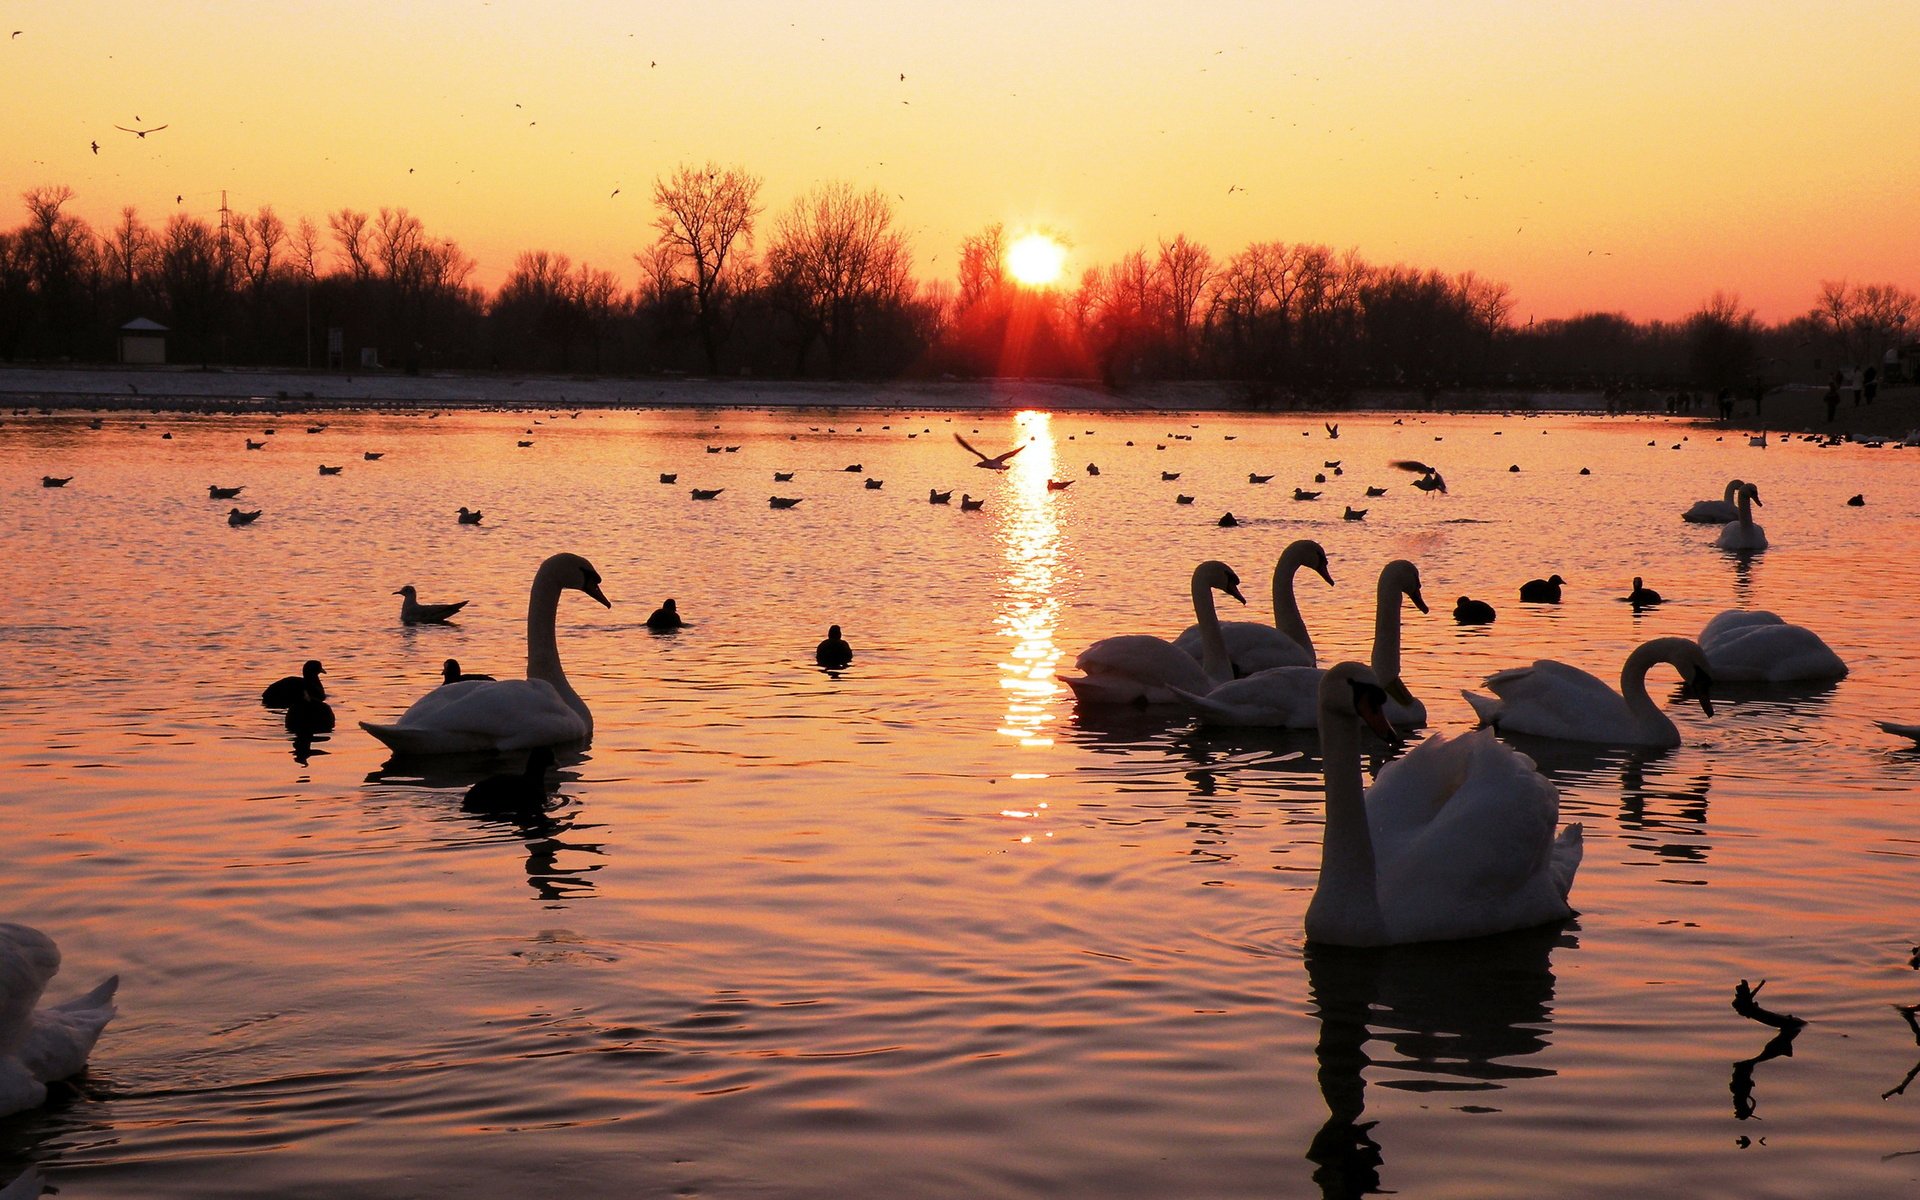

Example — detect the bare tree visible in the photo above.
[292,217,324,282]
[101,206,155,314]
[957,222,1007,309]
[765,181,912,376]
[230,205,285,294]
[1810,280,1915,367]
[649,162,762,373]
[1154,233,1214,370]
[329,208,373,280]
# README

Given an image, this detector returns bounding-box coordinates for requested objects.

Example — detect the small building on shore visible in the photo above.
[118,318,169,365]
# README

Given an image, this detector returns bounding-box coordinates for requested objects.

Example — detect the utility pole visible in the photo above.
[217,190,232,364]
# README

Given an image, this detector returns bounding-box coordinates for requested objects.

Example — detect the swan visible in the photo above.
[1714,483,1767,551]
[1463,636,1715,748]
[1698,610,1847,682]
[1683,478,1745,523]
[262,659,324,707]
[1,923,118,1118]
[1170,560,1429,728]
[1305,663,1582,947]
[816,625,853,668]
[1059,560,1245,705]
[1878,721,1920,746]
[1173,539,1333,673]
[361,553,610,755]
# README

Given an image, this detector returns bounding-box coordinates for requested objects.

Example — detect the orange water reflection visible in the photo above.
[994,411,1064,752]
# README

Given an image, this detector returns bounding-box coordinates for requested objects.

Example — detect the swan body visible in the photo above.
[1060,561,1245,705]
[262,659,325,707]
[1714,483,1767,551]
[362,553,610,755]
[1,924,118,1118]
[1173,539,1332,673]
[1683,478,1745,523]
[1698,610,1846,682]
[1306,664,1581,947]
[1463,636,1714,748]
[396,586,468,625]
[1171,560,1428,729]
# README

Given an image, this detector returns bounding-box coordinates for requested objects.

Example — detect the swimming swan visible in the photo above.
[1,923,118,1118]
[1698,610,1847,682]
[1714,483,1767,551]
[361,553,611,755]
[1683,478,1745,523]
[1173,539,1333,673]
[1171,560,1429,729]
[1305,663,1582,947]
[1059,561,1245,705]
[1463,636,1714,748]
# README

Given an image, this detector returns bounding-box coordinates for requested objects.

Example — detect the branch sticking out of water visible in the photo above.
[1733,979,1806,1032]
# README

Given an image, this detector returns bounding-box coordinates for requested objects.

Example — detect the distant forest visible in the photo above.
[2,169,1914,398]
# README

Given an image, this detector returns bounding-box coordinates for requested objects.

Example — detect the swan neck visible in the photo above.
[1723,479,1741,504]
[1618,642,1673,736]
[1273,553,1313,658]
[1735,489,1751,527]
[1371,577,1403,684]
[527,567,588,727]
[1193,574,1233,682]
[1311,705,1385,943]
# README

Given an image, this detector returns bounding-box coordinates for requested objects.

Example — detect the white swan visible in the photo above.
[1698,610,1847,682]
[1,923,118,1118]
[1682,477,1745,524]
[1305,663,1582,947]
[1463,636,1714,748]
[1172,539,1333,673]
[1058,561,1245,705]
[1714,482,1767,551]
[1171,560,1429,729]
[361,553,611,754]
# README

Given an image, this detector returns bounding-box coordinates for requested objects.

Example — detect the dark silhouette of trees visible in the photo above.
[20,186,99,359]
[648,162,762,374]
[1808,280,1915,369]
[764,182,914,377]
[157,213,228,363]
[1686,291,1759,391]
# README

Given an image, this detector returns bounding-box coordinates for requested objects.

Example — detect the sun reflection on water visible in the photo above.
[994,411,1064,752]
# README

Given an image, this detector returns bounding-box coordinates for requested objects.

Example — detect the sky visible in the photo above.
[5,0,1917,323]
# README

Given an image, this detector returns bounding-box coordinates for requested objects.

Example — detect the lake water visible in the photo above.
[4,403,1919,1198]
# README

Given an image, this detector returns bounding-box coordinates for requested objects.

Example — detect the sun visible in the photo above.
[1006,233,1067,287]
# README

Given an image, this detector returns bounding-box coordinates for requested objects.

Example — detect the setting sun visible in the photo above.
[1006,233,1068,287]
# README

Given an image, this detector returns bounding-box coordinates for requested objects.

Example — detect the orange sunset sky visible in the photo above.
[6,0,1917,323]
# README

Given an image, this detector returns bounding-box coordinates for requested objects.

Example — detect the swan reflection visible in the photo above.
[1305,924,1571,1198]
[995,411,1063,750]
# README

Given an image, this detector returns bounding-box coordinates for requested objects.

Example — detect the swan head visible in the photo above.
[1194,560,1247,605]
[1743,483,1763,507]
[1675,644,1715,717]
[1289,539,1334,587]
[1381,559,1428,613]
[1319,661,1399,741]
[539,553,612,608]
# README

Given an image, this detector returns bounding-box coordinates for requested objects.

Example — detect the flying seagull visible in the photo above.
[954,432,1025,470]
[90,140,99,154]
[114,123,168,138]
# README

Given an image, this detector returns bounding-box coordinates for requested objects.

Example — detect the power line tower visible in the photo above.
[217,189,232,278]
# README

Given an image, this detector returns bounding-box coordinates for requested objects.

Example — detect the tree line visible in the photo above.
[1,171,1913,400]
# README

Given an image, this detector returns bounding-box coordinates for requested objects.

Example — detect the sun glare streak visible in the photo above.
[994,411,1064,751]
[1006,233,1067,287]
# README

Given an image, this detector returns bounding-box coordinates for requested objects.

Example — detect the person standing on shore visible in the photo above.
[1864,365,1879,405]
[1718,388,1734,420]
[1825,378,1841,422]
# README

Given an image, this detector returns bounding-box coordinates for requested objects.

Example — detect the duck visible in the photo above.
[774,471,795,482]
[1518,574,1565,603]
[1305,664,1581,947]
[456,506,483,525]
[1682,478,1745,523]
[816,625,854,669]
[1697,610,1847,682]
[0,923,118,1118]
[646,598,684,631]
[769,496,803,509]
[1714,482,1767,551]
[1454,596,1496,625]
[864,478,884,490]
[462,746,557,812]
[262,659,325,708]
[227,508,262,526]
[1173,539,1333,673]
[1059,561,1245,706]
[1463,636,1715,748]
[1626,577,1664,608]
[396,585,467,624]
[284,686,335,735]
[1086,463,1101,476]
[207,484,243,499]
[1847,494,1865,507]
[929,489,952,505]
[1170,560,1429,729]
[442,658,495,684]
[658,473,677,484]
[1175,494,1194,505]
[362,553,610,754]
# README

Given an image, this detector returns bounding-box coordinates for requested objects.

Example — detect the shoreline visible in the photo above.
[4,364,1918,439]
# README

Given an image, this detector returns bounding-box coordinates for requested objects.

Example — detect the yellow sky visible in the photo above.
[6,0,1916,322]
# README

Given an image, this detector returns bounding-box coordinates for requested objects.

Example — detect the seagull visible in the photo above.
[1047,479,1073,491]
[1364,485,1387,497]
[114,123,168,138]
[1324,422,1340,439]
[317,464,342,475]
[364,451,384,460]
[770,496,802,509]
[1161,471,1181,481]
[773,471,795,482]
[1392,459,1448,494]
[690,487,724,500]
[456,506,483,524]
[395,585,466,624]
[865,478,884,489]
[955,433,1025,469]
[90,140,99,154]
[1343,506,1367,521]
[246,438,267,450]
[658,473,677,483]
[40,475,71,488]
[959,494,985,511]
[929,488,952,504]
[227,508,262,526]
[1293,487,1321,500]
[1249,472,1273,484]
[208,484,243,499]
[517,439,534,448]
